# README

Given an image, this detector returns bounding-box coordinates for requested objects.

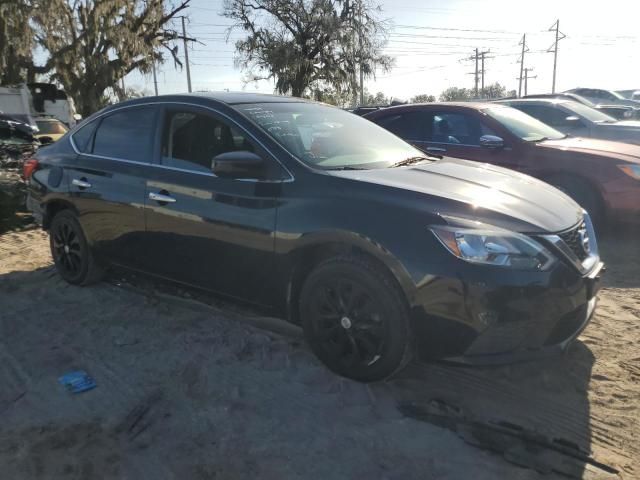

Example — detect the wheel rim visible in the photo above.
[52,220,83,276]
[309,279,388,369]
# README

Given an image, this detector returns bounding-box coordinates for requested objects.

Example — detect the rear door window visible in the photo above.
[92,106,156,162]
[427,112,495,145]
[375,112,429,141]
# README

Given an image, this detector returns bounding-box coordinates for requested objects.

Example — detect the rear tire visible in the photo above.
[49,210,103,285]
[549,176,604,228]
[299,255,413,382]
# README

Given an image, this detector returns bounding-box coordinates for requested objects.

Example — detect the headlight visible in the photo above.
[618,164,640,180]
[431,227,556,270]
[623,110,633,119]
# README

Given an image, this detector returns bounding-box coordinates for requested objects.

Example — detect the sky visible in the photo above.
[125,0,640,101]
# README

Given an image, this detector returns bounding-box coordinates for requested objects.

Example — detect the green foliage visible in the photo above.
[410,94,435,103]
[0,0,34,84]
[439,86,472,102]
[439,82,511,102]
[29,0,191,116]
[224,0,393,99]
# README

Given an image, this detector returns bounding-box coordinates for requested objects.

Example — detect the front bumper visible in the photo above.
[410,259,605,364]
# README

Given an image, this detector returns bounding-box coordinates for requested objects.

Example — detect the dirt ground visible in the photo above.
[0,222,638,479]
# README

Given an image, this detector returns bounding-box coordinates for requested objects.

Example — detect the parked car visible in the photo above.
[496,98,640,145]
[523,93,638,120]
[365,102,640,225]
[25,93,605,381]
[34,117,69,144]
[565,88,640,108]
[617,89,640,101]
[0,113,39,167]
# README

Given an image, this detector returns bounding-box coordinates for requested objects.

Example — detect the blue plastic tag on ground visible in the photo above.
[58,370,97,394]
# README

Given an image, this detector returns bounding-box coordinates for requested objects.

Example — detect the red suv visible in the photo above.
[366,103,640,225]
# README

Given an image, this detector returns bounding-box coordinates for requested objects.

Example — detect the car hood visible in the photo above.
[331,157,583,233]
[539,136,640,163]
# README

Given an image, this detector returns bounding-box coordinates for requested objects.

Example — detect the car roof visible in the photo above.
[496,98,570,105]
[119,91,309,107]
[368,101,499,112]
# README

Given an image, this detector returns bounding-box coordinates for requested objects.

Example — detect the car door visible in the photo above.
[418,109,516,169]
[67,105,158,268]
[142,104,285,304]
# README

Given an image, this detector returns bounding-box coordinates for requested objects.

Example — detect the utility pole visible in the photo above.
[479,50,490,96]
[464,49,490,98]
[518,34,527,97]
[181,16,192,93]
[517,68,537,96]
[358,2,364,106]
[548,19,566,93]
[152,60,158,96]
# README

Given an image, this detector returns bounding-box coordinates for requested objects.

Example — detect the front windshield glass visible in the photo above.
[564,102,617,123]
[234,102,426,170]
[484,106,565,141]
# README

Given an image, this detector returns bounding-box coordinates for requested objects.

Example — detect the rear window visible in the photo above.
[92,106,156,161]
[36,120,68,135]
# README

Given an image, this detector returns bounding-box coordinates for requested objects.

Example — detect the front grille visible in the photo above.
[559,222,589,261]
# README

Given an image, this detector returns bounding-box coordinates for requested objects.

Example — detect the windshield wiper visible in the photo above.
[389,156,432,168]
[325,166,368,171]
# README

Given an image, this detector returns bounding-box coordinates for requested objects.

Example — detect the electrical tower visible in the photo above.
[516,67,537,96]
[465,48,490,98]
[548,20,566,93]
[517,34,529,98]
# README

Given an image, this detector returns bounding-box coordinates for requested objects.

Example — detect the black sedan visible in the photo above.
[25,93,603,381]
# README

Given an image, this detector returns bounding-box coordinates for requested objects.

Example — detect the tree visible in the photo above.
[364,90,388,105]
[479,82,510,100]
[439,87,472,102]
[224,0,393,99]
[0,0,35,84]
[410,94,435,103]
[29,0,193,116]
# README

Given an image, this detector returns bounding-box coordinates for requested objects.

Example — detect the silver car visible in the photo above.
[566,88,640,109]
[497,98,640,145]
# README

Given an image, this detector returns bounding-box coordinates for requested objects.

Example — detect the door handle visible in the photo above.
[426,146,447,153]
[72,178,92,189]
[149,191,176,204]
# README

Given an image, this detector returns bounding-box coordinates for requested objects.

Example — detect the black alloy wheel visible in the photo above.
[300,255,412,382]
[49,210,103,285]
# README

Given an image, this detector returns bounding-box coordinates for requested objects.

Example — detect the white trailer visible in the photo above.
[0,83,79,129]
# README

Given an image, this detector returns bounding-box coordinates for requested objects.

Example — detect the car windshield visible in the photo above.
[484,106,566,141]
[234,102,426,170]
[36,120,69,134]
[564,102,617,123]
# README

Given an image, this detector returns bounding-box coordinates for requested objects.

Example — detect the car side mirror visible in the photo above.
[212,151,265,179]
[479,135,504,149]
[38,136,54,145]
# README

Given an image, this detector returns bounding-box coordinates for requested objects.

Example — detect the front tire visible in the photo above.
[49,210,103,285]
[299,255,413,382]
